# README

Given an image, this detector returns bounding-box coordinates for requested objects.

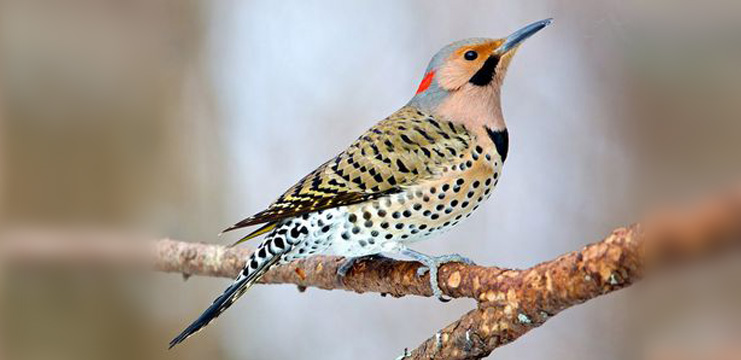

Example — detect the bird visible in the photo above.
[169,18,552,348]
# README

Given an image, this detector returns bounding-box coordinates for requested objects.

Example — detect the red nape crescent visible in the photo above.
[415,71,435,94]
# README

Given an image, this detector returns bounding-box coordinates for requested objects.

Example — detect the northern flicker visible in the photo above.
[170,18,552,348]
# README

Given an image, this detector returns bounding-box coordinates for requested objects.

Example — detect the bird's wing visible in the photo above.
[222,106,474,234]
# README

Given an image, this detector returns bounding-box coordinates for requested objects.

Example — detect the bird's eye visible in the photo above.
[464,50,478,61]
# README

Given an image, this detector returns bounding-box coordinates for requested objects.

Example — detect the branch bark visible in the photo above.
[2,186,740,359]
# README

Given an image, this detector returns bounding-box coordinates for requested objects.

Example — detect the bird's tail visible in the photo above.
[169,237,286,348]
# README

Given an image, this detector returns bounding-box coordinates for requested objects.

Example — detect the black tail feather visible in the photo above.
[169,251,281,349]
[169,276,247,349]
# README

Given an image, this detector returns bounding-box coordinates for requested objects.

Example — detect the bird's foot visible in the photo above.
[337,254,387,278]
[415,253,476,276]
[415,253,475,276]
[400,249,474,302]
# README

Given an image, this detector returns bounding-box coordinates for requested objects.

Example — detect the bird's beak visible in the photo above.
[497,18,553,54]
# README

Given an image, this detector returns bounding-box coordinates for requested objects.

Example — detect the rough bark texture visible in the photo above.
[1,186,740,359]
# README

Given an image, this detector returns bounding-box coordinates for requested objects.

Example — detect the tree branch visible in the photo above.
[2,186,740,359]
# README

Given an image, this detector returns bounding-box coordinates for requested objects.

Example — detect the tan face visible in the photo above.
[435,40,517,92]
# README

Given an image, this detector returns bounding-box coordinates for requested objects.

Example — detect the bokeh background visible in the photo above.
[1,0,740,359]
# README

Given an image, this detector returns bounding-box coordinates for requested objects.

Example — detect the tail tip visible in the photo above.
[167,279,248,349]
[168,324,197,349]
[168,334,186,349]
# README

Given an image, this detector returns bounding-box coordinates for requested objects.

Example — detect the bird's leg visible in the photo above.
[336,254,388,278]
[398,248,474,302]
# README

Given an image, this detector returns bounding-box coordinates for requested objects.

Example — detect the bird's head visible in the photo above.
[409,19,552,129]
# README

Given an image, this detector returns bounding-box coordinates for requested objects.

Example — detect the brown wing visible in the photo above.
[222,106,473,233]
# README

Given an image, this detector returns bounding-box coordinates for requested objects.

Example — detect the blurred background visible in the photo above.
[1,0,740,359]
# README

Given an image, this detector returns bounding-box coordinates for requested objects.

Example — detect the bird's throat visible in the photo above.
[434,84,506,132]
